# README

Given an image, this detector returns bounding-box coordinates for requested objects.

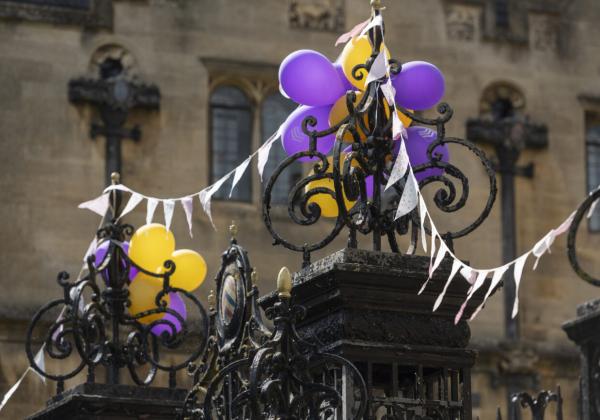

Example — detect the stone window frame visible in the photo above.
[203,58,303,211]
[580,95,600,232]
[0,0,112,29]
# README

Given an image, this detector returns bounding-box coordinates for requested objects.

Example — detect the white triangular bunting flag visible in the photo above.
[118,192,144,220]
[419,197,428,253]
[258,129,280,181]
[433,259,462,312]
[460,266,478,285]
[365,51,388,86]
[360,14,383,36]
[394,170,418,219]
[181,196,194,238]
[78,193,110,216]
[532,230,554,270]
[33,348,46,383]
[469,264,510,321]
[230,156,252,197]
[146,198,159,225]
[419,240,446,295]
[511,253,530,318]
[0,368,30,411]
[380,79,396,107]
[392,111,406,141]
[199,174,231,229]
[455,270,490,324]
[103,184,131,194]
[163,199,175,232]
[428,226,438,277]
[386,140,409,191]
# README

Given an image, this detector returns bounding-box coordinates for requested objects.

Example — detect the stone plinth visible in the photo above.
[563,298,600,420]
[27,383,187,420]
[260,248,497,420]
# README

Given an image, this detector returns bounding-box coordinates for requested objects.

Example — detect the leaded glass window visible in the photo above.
[210,86,252,202]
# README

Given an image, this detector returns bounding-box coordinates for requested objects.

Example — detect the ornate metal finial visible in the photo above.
[208,289,216,311]
[229,220,238,242]
[111,172,120,185]
[277,267,292,299]
[250,269,258,286]
[371,0,384,11]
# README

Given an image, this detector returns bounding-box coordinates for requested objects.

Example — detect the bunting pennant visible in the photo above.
[385,140,409,191]
[335,18,370,46]
[78,193,109,216]
[119,192,144,220]
[394,170,419,220]
[360,14,383,36]
[146,198,159,225]
[163,199,176,232]
[511,253,530,318]
[199,175,232,229]
[365,51,388,86]
[258,130,280,181]
[469,264,510,321]
[230,156,252,198]
[181,196,194,238]
[433,259,462,312]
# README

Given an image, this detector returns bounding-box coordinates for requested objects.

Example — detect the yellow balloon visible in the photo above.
[340,35,391,91]
[128,273,170,324]
[128,224,176,272]
[329,92,412,142]
[305,156,355,218]
[162,249,207,292]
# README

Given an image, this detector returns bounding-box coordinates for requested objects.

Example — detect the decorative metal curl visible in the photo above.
[262,11,497,266]
[26,220,210,394]
[567,187,600,286]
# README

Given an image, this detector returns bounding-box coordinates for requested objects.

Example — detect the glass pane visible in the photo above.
[261,94,302,205]
[211,86,252,202]
[586,112,600,231]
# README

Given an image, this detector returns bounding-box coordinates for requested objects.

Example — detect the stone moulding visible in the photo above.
[0,0,112,29]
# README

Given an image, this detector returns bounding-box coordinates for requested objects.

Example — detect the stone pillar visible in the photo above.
[563,299,600,420]
[27,383,187,420]
[262,248,494,420]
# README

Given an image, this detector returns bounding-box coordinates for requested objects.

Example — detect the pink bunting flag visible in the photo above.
[335,18,370,46]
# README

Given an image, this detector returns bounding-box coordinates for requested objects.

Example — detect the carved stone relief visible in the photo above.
[529,14,558,52]
[289,0,344,32]
[445,4,479,42]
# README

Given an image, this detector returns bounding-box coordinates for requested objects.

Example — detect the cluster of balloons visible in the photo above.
[278,33,451,217]
[95,224,207,337]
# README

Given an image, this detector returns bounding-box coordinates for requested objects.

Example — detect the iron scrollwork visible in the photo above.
[262,9,497,267]
[181,230,368,419]
[25,191,210,393]
[567,187,600,286]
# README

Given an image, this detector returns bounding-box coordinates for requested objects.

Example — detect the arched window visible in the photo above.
[261,93,301,205]
[210,86,252,202]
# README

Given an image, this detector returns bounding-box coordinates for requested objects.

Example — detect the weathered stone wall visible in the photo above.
[0,0,599,418]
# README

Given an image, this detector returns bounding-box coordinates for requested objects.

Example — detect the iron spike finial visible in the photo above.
[371,0,384,12]
[229,220,238,241]
[208,289,216,311]
[277,267,292,299]
[251,269,258,286]
[111,172,120,184]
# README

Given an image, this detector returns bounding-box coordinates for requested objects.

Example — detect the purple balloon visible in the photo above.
[392,61,445,111]
[95,241,138,283]
[334,62,354,93]
[282,105,335,162]
[151,292,187,337]
[402,127,449,182]
[279,50,345,106]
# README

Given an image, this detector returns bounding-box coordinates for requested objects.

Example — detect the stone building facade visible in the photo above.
[0,0,599,418]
